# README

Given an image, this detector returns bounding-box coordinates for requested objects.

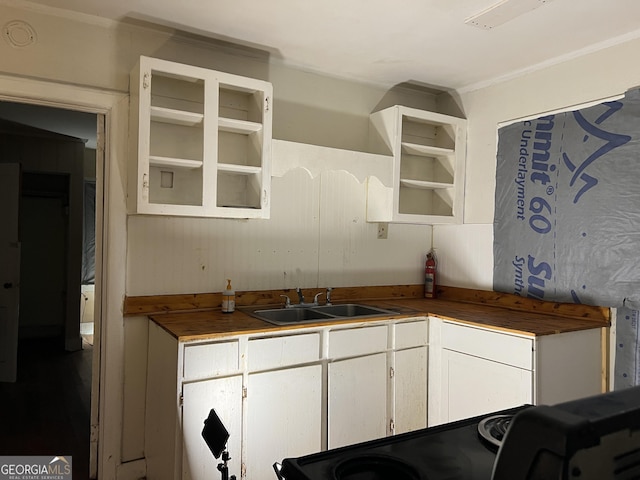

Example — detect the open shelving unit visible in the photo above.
[367,105,466,224]
[129,56,272,218]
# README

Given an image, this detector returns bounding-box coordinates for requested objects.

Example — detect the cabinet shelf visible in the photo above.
[400,179,454,190]
[150,106,204,126]
[401,142,454,158]
[217,163,262,175]
[219,117,263,134]
[149,156,203,169]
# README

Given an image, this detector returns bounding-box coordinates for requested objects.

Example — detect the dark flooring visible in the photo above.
[0,336,93,479]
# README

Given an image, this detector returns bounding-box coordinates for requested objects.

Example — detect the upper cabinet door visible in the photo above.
[129,56,272,219]
[367,106,466,225]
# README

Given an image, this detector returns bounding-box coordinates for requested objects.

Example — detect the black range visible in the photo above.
[279,406,528,480]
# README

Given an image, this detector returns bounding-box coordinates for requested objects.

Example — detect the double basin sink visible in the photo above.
[248,303,400,326]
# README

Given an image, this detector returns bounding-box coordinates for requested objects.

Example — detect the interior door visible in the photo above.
[0,163,21,382]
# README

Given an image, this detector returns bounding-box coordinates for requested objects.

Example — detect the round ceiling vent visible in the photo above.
[3,20,37,48]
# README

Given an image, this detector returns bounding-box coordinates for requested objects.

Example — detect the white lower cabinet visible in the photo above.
[145,322,245,480]
[327,324,391,449]
[328,352,388,449]
[145,315,603,479]
[245,365,322,480]
[182,376,243,480]
[429,319,603,425]
[394,346,428,433]
[440,349,532,422]
[393,320,429,434]
[146,326,325,480]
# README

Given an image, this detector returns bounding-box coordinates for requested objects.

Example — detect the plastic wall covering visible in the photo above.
[493,87,640,389]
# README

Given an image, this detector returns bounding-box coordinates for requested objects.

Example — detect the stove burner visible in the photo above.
[477,414,513,449]
[333,454,420,480]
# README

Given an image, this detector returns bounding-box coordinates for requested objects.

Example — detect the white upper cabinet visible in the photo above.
[367,106,466,224]
[129,56,272,218]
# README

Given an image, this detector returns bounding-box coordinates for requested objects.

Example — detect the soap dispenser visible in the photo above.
[221,279,235,313]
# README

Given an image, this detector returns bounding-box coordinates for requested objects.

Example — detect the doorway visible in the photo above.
[0,102,99,479]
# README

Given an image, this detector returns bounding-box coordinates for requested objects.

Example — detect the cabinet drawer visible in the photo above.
[329,325,388,359]
[441,322,532,370]
[183,340,239,380]
[395,320,428,349]
[248,333,320,371]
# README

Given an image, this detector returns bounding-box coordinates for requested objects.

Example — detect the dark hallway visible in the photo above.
[0,336,92,479]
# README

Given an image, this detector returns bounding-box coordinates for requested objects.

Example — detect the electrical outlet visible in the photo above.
[377,222,388,239]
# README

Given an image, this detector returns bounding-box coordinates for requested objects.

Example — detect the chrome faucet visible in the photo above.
[280,294,292,308]
[292,288,325,307]
[285,287,333,307]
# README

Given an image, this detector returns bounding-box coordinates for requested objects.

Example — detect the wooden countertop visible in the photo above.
[146,292,610,342]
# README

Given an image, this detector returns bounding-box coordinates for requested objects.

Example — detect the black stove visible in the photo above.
[476,414,513,450]
[280,406,528,480]
[280,386,640,480]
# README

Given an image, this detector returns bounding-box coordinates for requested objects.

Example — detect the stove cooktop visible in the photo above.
[281,406,529,480]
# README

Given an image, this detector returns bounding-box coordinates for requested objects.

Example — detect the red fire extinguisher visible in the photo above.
[424,251,437,299]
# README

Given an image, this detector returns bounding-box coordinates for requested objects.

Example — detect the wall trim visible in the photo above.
[0,72,128,480]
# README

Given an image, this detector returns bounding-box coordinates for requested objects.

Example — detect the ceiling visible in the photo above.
[13,0,640,92]
[2,0,640,146]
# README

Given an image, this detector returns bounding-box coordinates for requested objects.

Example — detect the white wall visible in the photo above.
[433,37,640,290]
[127,141,430,296]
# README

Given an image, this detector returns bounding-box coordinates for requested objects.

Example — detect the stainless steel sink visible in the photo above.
[312,303,391,317]
[248,303,399,326]
[250,307,334,324]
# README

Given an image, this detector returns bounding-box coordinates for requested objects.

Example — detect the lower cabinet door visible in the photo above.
[394,346,428,434]
[328,352,388,449]
[441,349,532,423]
[245,364,323,480]
[182,376,243,480]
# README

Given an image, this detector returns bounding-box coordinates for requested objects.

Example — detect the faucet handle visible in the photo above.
[279,294,291,308]
[313,292,324,305]
[326,287,333,305]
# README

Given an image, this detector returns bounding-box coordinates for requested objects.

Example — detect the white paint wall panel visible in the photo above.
[272,139,393,182]
[126,168,321,295]
[128,147,430,295]
[318,170,429,287]
[432,223,493,290]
